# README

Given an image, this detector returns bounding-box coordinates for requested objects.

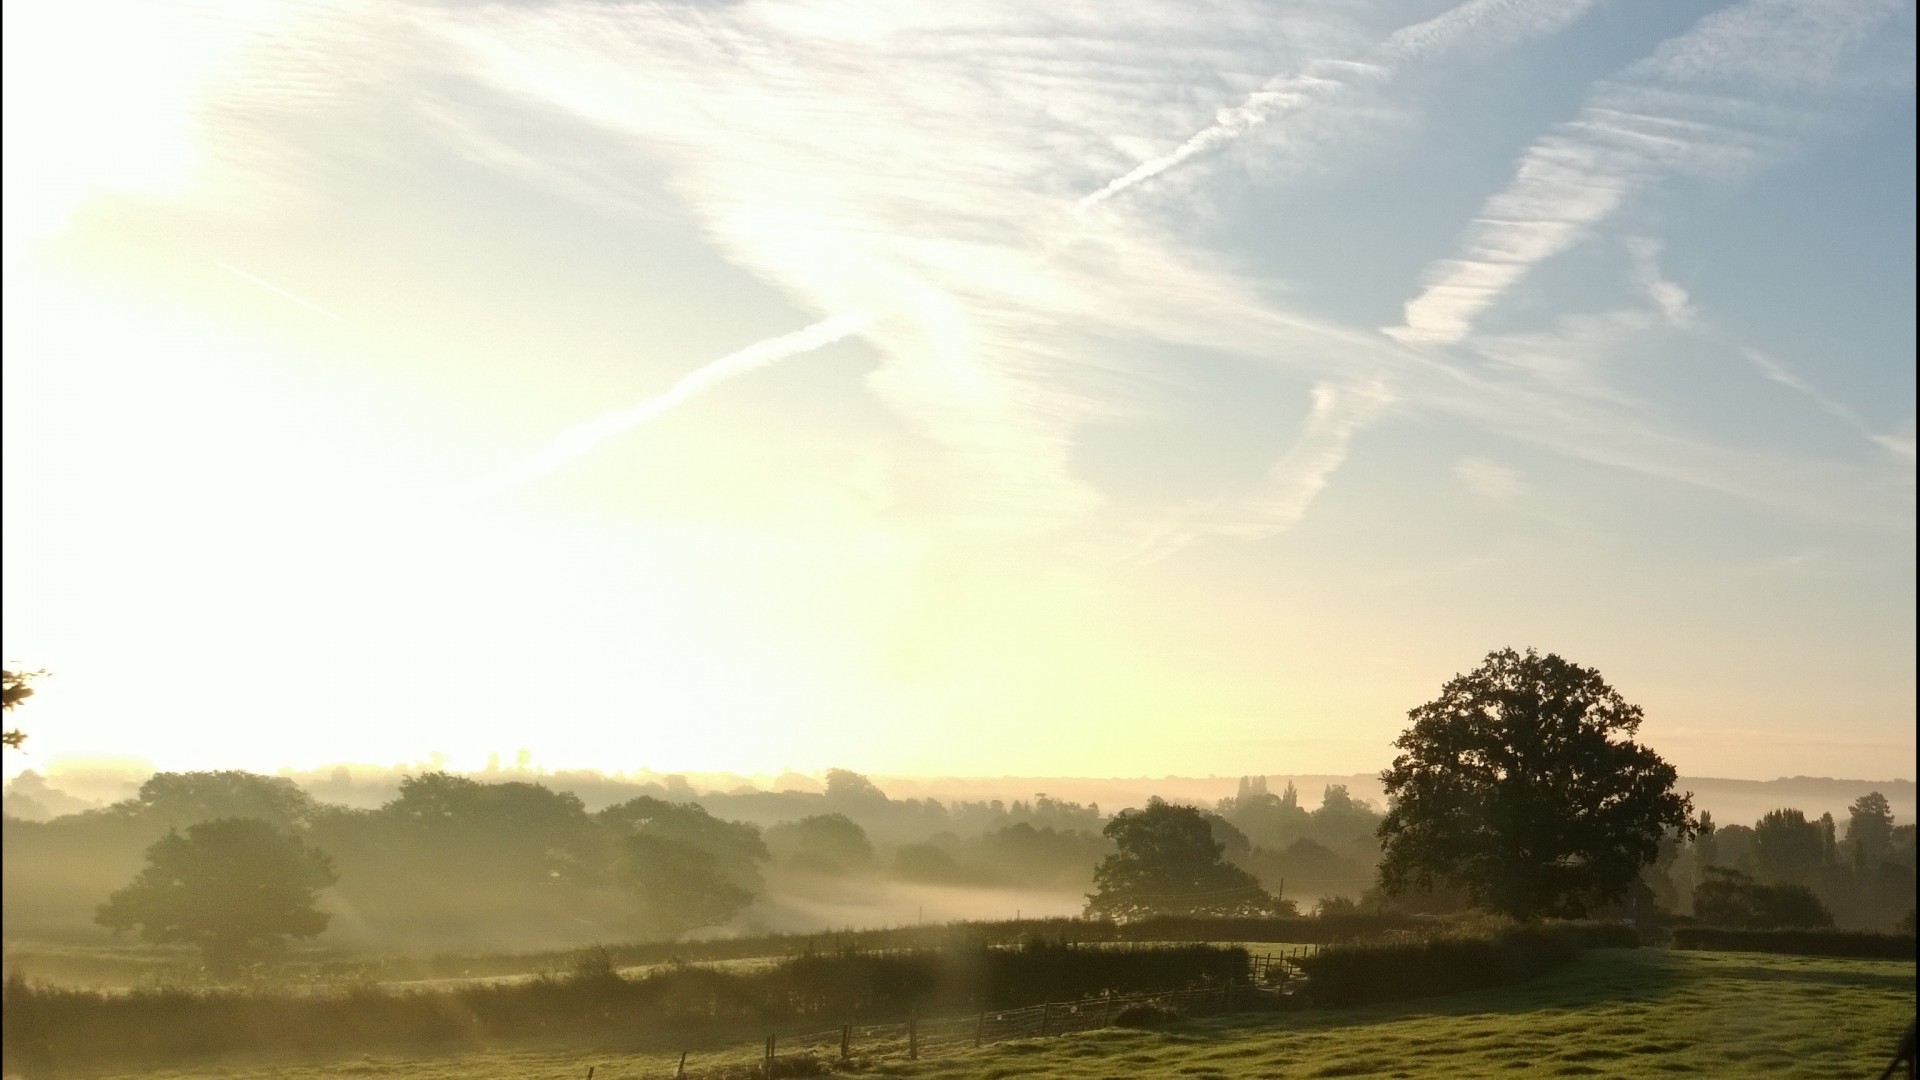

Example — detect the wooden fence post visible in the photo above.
[840,1024,851,1060]
[675,1050,687,1077]
[1040,1002,1051,1037]
[1101,992,1112,1027]
[975,1011,986,1047]
[909,1013,919,1060]
[763,1034,774,1078]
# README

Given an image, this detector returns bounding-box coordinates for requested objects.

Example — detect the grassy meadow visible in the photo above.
[61,947,1914,1080]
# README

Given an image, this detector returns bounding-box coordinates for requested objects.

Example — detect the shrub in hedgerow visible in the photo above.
[1295,923,1584,1007]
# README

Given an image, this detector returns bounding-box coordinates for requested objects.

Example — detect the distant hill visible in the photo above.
[1675,775,1916,831]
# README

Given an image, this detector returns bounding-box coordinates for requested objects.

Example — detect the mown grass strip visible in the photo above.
[73,949,1913,1080]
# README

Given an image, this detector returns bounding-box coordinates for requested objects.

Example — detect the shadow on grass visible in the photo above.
[1683,962,1918,991]
[1107,949,1694,1050]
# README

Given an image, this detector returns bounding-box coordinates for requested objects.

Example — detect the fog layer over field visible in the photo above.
[4,764,1913,967]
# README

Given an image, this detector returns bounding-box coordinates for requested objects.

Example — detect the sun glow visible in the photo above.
[2,0,1912,784]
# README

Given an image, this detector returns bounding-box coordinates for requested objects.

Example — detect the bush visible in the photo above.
[1294,923,1586,1007]
[1670,927,1916,959]
[1691,868,1833,929]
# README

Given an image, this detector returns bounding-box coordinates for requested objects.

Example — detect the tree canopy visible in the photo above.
[2,667,46,749]
[615,833,755,938]
[1846,793,1896,870]
[1376,647,1695,919]
[119,770,318,832]
[597,796,768,935]
[95,817,338,971]
[764,813,874,875]
[1084,798,1276,920]
[1751,808,1825,884]
[1691,867,1833,929]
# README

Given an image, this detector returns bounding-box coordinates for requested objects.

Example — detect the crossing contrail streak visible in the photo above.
[1075,0,1598,212]
[464,310,869,497]
[217,261,347,323]
[472,3,1589,499]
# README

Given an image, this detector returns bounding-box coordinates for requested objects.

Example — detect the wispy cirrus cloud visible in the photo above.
[1114,375,1397,565]
[1075,0,1601,211]
[417,0,1629,544]
[1388,0,1912,346]
[1453,456,1526,503]
[422,2,1457,535]
[130,0,1910,549]
[1623,237,1693,327]
[1743,347,1918,463]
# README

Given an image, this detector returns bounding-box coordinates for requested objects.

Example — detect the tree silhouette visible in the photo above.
[2,667,46,749]
[95,817,338,972]
[1085,798,1274,920]
[597,795,769,892]
[1691,866,1833,929]
[1377,647,1695,919]
[1847,792,1896,870]
[765,813,874,875]
[615,833,754,938]
[823,768,889,807]
[120,770,318,832]
[598,796,767,934]
[1751,808,1826,884]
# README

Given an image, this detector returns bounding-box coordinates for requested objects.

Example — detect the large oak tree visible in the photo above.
[1376,648,1694,919]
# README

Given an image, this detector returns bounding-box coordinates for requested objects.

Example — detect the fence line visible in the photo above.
[649,949,1322,1079]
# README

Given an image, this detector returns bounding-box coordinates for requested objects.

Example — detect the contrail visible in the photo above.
[462,310,869,497]
[1076,0,1598,212]
[1075,71,1348,213]
[217,261,347,323]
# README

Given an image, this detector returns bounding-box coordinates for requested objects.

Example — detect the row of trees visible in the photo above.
[1075,649,1687,924]
[1079,649,1911,932]
[76,774,915,969]
[13,648,1914,972]
[1662,794,1915,930]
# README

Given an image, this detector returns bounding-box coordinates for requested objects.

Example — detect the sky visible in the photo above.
[2,0,1913,784]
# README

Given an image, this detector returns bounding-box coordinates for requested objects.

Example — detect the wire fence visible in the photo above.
[621,948,1322,1080]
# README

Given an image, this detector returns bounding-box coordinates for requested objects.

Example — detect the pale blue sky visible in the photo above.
[2,0,1912,782]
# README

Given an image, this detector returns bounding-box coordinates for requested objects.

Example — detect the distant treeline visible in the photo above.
[4,766,1914,960]
[1,769,1391,952]
[1651,798,1917,934]
[1,941,1249,1077]
[3,769,1112,949]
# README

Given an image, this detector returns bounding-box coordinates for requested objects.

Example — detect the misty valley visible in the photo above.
[3,745,1914,1079]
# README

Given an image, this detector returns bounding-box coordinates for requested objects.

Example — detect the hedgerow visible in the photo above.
[1670,927,1915,959]
[1292,920,1624,1006]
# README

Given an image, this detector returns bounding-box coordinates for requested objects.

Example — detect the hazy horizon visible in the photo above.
[8,757,1911,827]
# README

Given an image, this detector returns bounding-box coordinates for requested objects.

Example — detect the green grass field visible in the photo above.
[66,948,1916,1079]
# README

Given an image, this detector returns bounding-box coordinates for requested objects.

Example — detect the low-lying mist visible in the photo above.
[4,761,1913,995]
